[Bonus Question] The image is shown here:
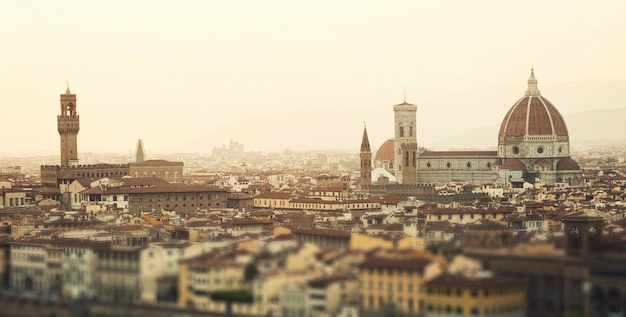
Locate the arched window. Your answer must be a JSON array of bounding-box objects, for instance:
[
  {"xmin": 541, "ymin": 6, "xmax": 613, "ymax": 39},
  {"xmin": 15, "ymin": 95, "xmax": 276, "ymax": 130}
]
[
  {"xmin": 165, "ymin": 172, "xmax": 170, "ymax": 182},
  {"xmin": 399, "ymin": 125, "xmax": 404, "ymax": 137},
  {"xmin": 174, "ymin": 172, "xmax": 179, "ymax": 182},
  {"xmin": 405, "ymin": 151, "xmax": 409, "ymax": 166},
  {"xmin": 413, "ymin": 151, "xmax": 416, "ymax": 167},
  {"xmin": 409, "ymin": 126, "xmax": 413, "ymax": 137}
]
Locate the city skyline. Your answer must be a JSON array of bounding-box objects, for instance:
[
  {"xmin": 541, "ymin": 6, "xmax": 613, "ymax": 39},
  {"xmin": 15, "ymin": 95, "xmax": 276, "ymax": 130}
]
[{"xmin": 2, "ymin": 1, "xmax": 626, "ymax": 156}]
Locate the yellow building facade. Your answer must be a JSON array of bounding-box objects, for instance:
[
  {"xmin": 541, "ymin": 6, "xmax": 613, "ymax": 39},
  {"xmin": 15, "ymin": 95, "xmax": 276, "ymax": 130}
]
[
  {"xmin": 358, "ymin": 253, "xmax": 443, "ymax": 317},
  {"xmin": 424, "ymin": 273, "xmax": 525, "ymax": 317}
]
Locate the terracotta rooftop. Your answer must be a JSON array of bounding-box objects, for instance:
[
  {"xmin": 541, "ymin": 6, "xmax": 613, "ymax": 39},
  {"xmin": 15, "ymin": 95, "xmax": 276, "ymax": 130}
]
[{"xmin": 291, "ymin": 227, "xmax": 351, "ymax": 238}]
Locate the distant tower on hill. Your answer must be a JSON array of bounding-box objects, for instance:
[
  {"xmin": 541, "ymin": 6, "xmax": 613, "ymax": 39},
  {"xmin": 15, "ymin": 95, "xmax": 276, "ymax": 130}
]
[
  {"xmin": 57, "ymin": 82, "xmax": 80, "ymax": 167},
  {"xmin": 135, "ymin": 139, "xmax": 145, "ymax": 163},
  {"xmin": 360, "ymin": 124, "xmax": 372, "ymax": 186}
]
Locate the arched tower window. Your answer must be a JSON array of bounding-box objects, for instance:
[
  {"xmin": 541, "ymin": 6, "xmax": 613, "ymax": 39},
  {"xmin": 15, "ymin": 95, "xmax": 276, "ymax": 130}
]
[
  {"xmin": 569, "ymin": 227, "xmax": 582, "ymax": 252},
  {"xmin": 409, "ymin": 126, "xmax": 413, "ymax": 137},
  {"xmin": 399, "ymin": 125, "xmax": 404, "ymax": 137},
  {"xmin": 413, "ymin": 151, "xmax": 416, "ymax": 167},
  {"xmin": 405, "ymin": 151, "xmax": 409, "ymax": 166}
]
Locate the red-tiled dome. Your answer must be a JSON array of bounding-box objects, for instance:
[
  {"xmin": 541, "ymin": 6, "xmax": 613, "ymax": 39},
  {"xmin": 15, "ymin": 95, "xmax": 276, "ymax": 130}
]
[
  {"xmin": 498, "ymin": 71, "xmax": 568, "ymax": 140},
  {"xmin": 375, "ymin": 139, "xmax": 395, "ymax": 161},
  {"xmin": 556, "ymin": 158, "xmax": 580, "ymax": 171},
  {"xmin": 501, "ymin": 158, "xmax": 526, "ymax": 171}
]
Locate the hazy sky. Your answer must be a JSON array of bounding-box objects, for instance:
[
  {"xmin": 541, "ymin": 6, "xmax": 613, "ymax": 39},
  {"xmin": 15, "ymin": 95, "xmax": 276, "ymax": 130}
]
[{"xmin": 2, "ymin": 1, "xmax": 625, "ymax": 157}]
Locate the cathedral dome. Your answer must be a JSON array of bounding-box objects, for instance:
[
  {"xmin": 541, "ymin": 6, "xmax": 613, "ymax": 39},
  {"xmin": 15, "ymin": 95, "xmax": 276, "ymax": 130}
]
[
  {"xmin": 375, "ymin": 139, "xmax": 395, "ymax": 162},
  {"xmin": 501, "ymin": 158, "xmax": 526, "ymax": 171},
  {"xmin": 498, "ymin": 70, "xmax": 568, "ymax": 142},
  {"xmin": 556, "ymin": 157, "xmax": 580, "ymax": 171}
]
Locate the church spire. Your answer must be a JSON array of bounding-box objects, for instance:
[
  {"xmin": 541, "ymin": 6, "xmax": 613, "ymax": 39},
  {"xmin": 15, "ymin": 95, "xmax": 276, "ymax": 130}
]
[
  {"xmin": 360, "ymin": 123, "xmax": 371, "ymax": 153},
  {"xmin": 525, "ymin": 67, "xmax": 541, "ymax": 97},
  {"xmin": 65, "ymin": 81, "xmax": 71, "ymax": 94},
  {"xmin": 359, "ymin": 122, "xmax": 372, "ymax": 186},
  {"xmin": 135, "ymin": 139, "xmax": 145, "ymax": 163}
]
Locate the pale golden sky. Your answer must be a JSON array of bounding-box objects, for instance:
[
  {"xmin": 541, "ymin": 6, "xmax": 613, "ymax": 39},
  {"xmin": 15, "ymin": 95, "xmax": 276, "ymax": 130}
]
[{"xmin": 2, "ymin": 1, "xmax": 625, "ymax": 156}]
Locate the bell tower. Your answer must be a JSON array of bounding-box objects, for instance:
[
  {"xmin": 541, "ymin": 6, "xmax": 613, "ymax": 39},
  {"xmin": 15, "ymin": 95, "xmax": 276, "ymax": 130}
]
[
  {"xmin": 393, "ymin": 96, "xmax": 417, "ymax": 184},
  {"xmin": 58, "ymin": 83, "xmax": 80, "ymax": 167},
  {"xmin": 360, "ymin": 124, "xmax": 372, "ymax": 186}
]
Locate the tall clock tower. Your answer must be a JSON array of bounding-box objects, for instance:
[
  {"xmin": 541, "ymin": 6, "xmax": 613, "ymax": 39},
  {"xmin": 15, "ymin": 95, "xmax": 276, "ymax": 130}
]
[
  {"xmin": 393, "ymin": 99, "xmax": 417, "ymax": 184},
  {"xmin": 57, "ymin": 83, "xmax": 80, "ymax": 167}
]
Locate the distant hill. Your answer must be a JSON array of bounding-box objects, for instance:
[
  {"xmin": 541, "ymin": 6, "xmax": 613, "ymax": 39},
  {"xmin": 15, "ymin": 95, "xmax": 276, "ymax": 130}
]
[{"xmin": 425, "ymin": 107, "xmax": 626, "ymax": 151}]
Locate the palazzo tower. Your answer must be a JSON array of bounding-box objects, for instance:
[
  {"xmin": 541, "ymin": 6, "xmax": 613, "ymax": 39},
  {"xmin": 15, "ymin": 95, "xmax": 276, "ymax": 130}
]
[{"xmin": 57, "ymin": 83, "xmax": 80, "ymax": 167}]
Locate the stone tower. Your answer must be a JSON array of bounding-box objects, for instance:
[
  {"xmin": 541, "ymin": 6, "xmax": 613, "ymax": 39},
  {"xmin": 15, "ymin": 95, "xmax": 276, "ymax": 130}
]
[
  {"xmin": 135, "ymin": 139, "xmax": 145, "ymax": 163},
  {"xmin": 57, "ymin": 83, "xmax": 80, "ymax": 167},
  {"xmin": 400, "ymin": 142, "xmax": 418, "ymax": 185},
  {"xmin": 562, "ymin": 216, "xmax": 604, "ymax": 257},
  {"xmin": 360, "ymin": 124, "xmax": 372, "ymax": 186},
  {"xmin": 393, "ymin": 98, "xmax": 417, "ymax": 184}
]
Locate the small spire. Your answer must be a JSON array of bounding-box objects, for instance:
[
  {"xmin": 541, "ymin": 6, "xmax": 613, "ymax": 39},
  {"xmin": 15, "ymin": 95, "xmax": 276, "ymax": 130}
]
[
  {"xmin": 525, "ymin": 67, "xmax": 540, "ymax": 97},
  {"xmin": 360, "ymin": 123, "xmax": 371, "ymax": 153},
  {"xmin": 403, "ymin": 88, "xmax": 406, "ymax": 103},
  {"xmin": 65, "ymin": 81, "xmax": 71, "ymax": 94}
]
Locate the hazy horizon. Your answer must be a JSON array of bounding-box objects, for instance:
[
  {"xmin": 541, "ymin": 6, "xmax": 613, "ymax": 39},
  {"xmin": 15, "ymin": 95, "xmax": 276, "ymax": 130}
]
[{"xmin": 3, "ymin": 1, "xmax": 626, "ymax": 157}]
